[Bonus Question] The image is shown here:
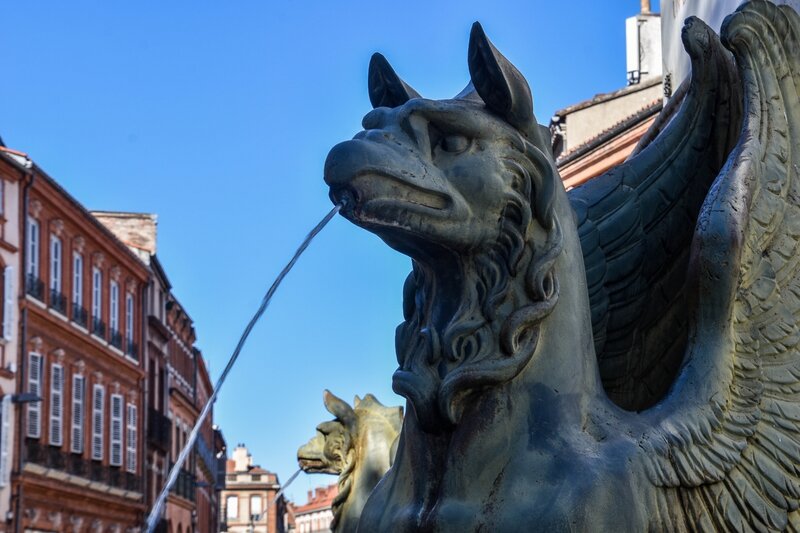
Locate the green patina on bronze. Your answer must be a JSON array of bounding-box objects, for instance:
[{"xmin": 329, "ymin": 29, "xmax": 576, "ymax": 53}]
[
  {"xmin": 297, "ymin": 391, "xmax": 402, "ymax": 532},
  {"xmin": 323, "ymin": 1, "xmax": 800, "ymax": 530}
]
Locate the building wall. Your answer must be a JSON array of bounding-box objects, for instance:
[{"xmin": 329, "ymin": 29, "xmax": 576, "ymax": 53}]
[
  {"xmin": 14, "ymin": 166, "xmax": 149, "ymax": 532},
  {"xmin": 562, "ymin": 82, "xmax": 662, "ymax": 153},
  {"xmin": 220, "ymin": 446, "xmax": 285, "ymax": 533},
  {"xmin": 0, "ymin": 151, "xmax": 24, "ymax": 526}
]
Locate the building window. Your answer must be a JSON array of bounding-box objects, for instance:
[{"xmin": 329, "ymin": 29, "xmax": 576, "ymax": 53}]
[
  {"xmin": 49, "ymin": 363, "xmax": 64, "ymax": 446},
  {"xmin": 110, "ymin": 281, "xmax": 120, "ymax": 347},
  {"xmin": 126, "ymin": 403, "xmax": 137, "ymax": 473},
  {"xmin": 226, "ymin": 496, "xmax": 239, "ymax": 519},
  {"xmin": 125, "ymin": 293, "xmax": 134, "ymax": 352},
  {"xmin": 71, "ymin": 375, "xmax": 85, "ymax": 454},
  {"xmin": 91, "ymin": 384, "xmax": 104, "ymax": 460},
  {"xmin": 3, "ymin": 265, "xmax": 13, "ymax": 341},
  {"xmin": 251, "ymin": 474, "xmax": 261, "ymax": 481},
  {"xmin": 50, "ymin": 235, "xmax": 62, "ymax": 293},
  {"xmin": 73, "ymin": 253, "xmax": 83, "ymax": 307},
  {"xmin": 92, "ymin": 267, "xmax": 103, "ymax": 336},
  {"xmin": 26, "ymin": 353, "xmax": 43, "ymax": 438},
  {"xmin": 110, "ymin": 394, "xmax": 123, "ymax": 466},
  {"xmin": 26, "ymin": 217, "xmax": 39, "ymax": 280},
  {"xmin": 0, "ymin": 395, "xmax": 11, "ymax": 487},
  {"xmin": 251, "ymin": 495, "xmax": 263, "ymax": 517}
]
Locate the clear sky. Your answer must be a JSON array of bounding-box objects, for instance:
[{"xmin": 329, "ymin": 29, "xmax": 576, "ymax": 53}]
[{"xmin": 0, "ymin": 0, "xmax": 660, "ymax": 504}]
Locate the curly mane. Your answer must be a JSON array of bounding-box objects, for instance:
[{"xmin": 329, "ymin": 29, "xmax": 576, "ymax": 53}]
[{"xmin": 394, "ymin": 132, "xmax": 564, "ymax": 429}]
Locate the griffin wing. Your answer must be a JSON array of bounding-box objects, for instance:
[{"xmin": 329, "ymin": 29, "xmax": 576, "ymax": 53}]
[
  {"xmin": 568, "ymin": 16, "xmax": 742, "ymax": 411},
  {"xmin": 635, "ymin": 2, "xmax": 800, "ymax": 530}
]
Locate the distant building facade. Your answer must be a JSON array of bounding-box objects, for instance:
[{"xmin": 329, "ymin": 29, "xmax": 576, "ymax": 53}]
[
  {"xmin": 293, "ymin": 484, "xmax": 337, "ymax": 533},
  {"xmin": 220, "ymin": 445, "xmax": 286, "ymax": 533},
  {"xmin": 93, "ymin": 211, "xmax": 224, "ymax": 533}
]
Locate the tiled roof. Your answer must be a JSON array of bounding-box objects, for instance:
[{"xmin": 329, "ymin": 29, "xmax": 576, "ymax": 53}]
[{"xmin": 294, "ymin": 484, "xmax": 338, "ymax": 515}]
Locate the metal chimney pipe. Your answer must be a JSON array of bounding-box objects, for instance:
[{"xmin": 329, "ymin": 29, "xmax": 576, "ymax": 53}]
[{"xmin": 641, "ymin": 0, "xmax": 651, "ymax": 14}]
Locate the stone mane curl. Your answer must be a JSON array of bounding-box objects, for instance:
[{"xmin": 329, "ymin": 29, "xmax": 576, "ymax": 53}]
[{"xmin": 395, "ymin": 133, "xmax": 564, "ymax": 430}]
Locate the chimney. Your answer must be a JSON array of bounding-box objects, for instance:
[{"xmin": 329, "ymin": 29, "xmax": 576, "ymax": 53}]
[{"xmin": 640, "ymin": 0, "xmax": 651, "ymax": 14}]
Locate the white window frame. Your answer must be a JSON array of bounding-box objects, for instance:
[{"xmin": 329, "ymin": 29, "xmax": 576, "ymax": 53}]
[
  {"xmin": 49, "ymin": 234, "xmax": 62, "ymax": 293},
  {"xmin": 126, "ymin": 403, "xmax": 137, "ymax": 473},
  {"xmin": 3, "ymin": 265, "xmax": 13, "ymax": 341},
  {"xmin": 110, "ymin": 281, "xmax": 119, "ymax": 335},
  {"xmin": 26, "ymin": 217, "xmax": 39, "ymax": 278},
  {"xmin": 71, "ymin": 374, "xmax": 85, "ymax": 454},
  {"xmin": 72, "ymin": 253, "xmax": 83, "ymax": 308},
  {"xmin": 227, "ymin": 496, "xmax": 239, "ymax": 519},
  {"xmin": 125, "ymin": 293, "xmax": 134, "ymax": 346},
  {"xmin": 49, "ymin": 363, "xmax": 64, "ymax": 446},
  {"xmin": 110, "ymin": 393, "xmax": 123, "ymax": 466},
  {"xmin": 91, "ymin": 384, "xmax": 104, "ymax": 461},
  {"xmin": 251, "ymin": 494, "xmax": 263, "ymax": 516},
  {"xmin": 26, "ymin": 353, "xmax": 43, "ymax": 438},
  {"xmin": 92, "ymin": 267, "xmax": 102, "ymax": 322}
]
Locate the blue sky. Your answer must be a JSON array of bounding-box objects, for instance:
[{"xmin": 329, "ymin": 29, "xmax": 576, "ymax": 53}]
[{"xmin": 0, "ymin": 0, "xmax": 660, "ymax": 504}]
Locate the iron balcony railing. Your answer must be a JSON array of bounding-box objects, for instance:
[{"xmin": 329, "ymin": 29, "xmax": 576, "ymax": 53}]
[
  {"xmin": 26, "ymin": 274, "xmax": 44, "ymax": 301},
  {"xmin": 169, "ymin": 462, "xmax": 196, "ymax": 502},
  {"xmin": 49, "ymin": 288, "xmax": 67, "ymax": 315},
  {"xmin": 72, "ymin": 303, "xmax": 88, "ymax": 328},
  {"xmin": 110, "ymin": 329, "xmax": 122, "ymax": 349},
  {"xmin": 24, "ymin": 439, "xmax": 141, "ymax": 492},
  {"xmin": 126, "ymin": 340, "xmax": 139, "ymax": 360},
  {"xmin": 147, "ymin": 408, "xmax": 171, "ymax": 451},
  {"xmin": 92, "ymin": 317, "xmax": 106, "ymax": 338}
]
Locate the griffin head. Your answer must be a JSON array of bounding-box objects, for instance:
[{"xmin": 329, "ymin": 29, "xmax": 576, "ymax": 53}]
[
  {"xmin": 323, "ymin": 24, "xmax": 565, "ymax": 432},
  {"xmin": 324, "ymin": 23, "xmax": 557, "ymax": 260}
]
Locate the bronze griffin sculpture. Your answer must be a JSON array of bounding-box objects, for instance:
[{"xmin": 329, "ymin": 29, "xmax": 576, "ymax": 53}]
[
  {"xmin": 323, "ymin": 1, "xmax": 800, "ymax": 530},
  {"xmin": 297, "ymin": 391, "xmax": 402, "ymax": 533}
]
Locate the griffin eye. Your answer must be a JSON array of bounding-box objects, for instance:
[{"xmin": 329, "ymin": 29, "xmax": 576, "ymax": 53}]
[{"xmin": 441, "ymin": 135, "xmax": 470, "ymax": 153}]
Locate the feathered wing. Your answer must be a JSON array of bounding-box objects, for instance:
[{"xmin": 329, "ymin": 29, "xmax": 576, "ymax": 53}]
[
  {"xmin": 636, "ymin": 2, "xmax": 800, "ymax": 531},
  {"xmin": 568, "ymin": 16, "xmax": 742, "ymax": 411}
]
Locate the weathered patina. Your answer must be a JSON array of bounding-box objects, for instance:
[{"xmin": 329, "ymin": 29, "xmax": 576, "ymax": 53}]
[
  {"xmin": 297, "ymin": 391, "xmax": 402, "ymax": 532},
  {"xmin": 324, "ymin": 1, "xmax": 800, "ymax": 530}
]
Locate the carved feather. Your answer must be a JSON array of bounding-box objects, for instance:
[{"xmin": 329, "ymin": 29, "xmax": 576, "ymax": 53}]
[{"xmin": 636, "ymin": 2, "xmax": 800, "ymax": 530}]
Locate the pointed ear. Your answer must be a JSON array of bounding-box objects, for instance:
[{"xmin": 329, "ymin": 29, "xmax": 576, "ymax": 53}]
[
  {"xmin": 369, "ymin": 53, "xmax": 421, "ymax": 109},
  {"xmin": 468, "ymin": 22, "xmax": 534, "ymax": 133},
  {"xmin": 353, "ymin": 395, "xmax": 361, "ymax": 408},
  {"xmin": 323, "ymin": 390, "xmax": 355, "ymax": 426}
]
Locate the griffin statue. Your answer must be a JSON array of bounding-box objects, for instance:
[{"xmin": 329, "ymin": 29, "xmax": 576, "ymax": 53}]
[
  {"xmin": 322, "ymin": 0, "xmax": 800, "ymax": 530},
  {"xmin": 297, "ymin": 391, "xmax": 402, "ymax": 533}
]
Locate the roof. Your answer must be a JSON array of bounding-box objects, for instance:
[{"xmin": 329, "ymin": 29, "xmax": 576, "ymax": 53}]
[
  {"xmin": 556, "ymin": 99, "xmax": 663, "ymax": 168},
  {"xmin": 294, "ymin": 484, "xmax": 339, "ymax": 515},
  {"xmin": 552, "ymin": 77, "xmax": 662, "ymax": 118}
]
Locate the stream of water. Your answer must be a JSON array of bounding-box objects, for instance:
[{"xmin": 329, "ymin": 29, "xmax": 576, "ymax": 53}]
[{"xmin": 145, "ymin": 204, "xmax": 342, "ymax": 532}]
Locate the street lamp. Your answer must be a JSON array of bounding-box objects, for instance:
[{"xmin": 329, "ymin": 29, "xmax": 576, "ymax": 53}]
[{"xmin": 10, "ymin": 393, "xmax": 41, "ymax": 404}]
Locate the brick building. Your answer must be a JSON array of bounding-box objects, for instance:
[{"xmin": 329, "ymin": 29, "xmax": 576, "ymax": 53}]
[
  {"xmin": 293, "ymin": 485, "xmax": 337, "ymax": 533},
  {"xmin": 93, "ymin": 212, "xmax": 224, "ymax": 533},
  {"xmin": 13, "ymin": 157, "xmax": 149, "ymax": 532},
  {"xmin": 220, "ymin": 445, "xmax": 286, "ymax": 533}
]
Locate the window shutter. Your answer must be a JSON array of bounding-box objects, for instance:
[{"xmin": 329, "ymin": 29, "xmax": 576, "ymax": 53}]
[
  {"xmin": 110, "ymin": 394, "xmax": 122, "ymax": 466},
  {"xmin": 49, "ymin": 364, "xmax": 63, "ymax": 446},
  {"xmin": 26, "ymin": 353, "xmax": 42, "ymax": 438},
  {"xmin": 126, "ymin": 403, "xmax": 137, "ymax": 473},
  {"xmin": 0, "ymin": 394, "xmax": 11, "ymax": 487},
  {"xmin": 3, "ymin": 266, "xmax": 12, "ymax": 341},
  {"xmin": 91, "ymin": 385, "xmax": 104, "ymax": 460},
  {"xmin": 73, "ymin": 254, "xmax": 83, "ymax": 306},
  {"xmin": 71, "ymin": 375, "xmax": 85, "ymax": 453}
]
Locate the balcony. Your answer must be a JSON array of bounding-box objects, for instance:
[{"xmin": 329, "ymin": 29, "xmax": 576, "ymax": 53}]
[
  {"xmin": 147, "ymin": 408, "xmax": 171, "ymax": 451},
  {"xmin": 92, "ymin": 317, "xmax": 106, "ymax": 338},
  {"xmin": 126, "ymin": 340, "xmax": 139, "ymax": 361},
  {"xmin": 24, "ymin": 439, "xmax": 141, "ymax": 492},
  {"xmin": 72, "ymin": 303, "xmax": 88, "ymax": 328},
  {"xmin": 110, "ymin": 329, "xmax": 122, "ymax": 349},
  {"xmin": 26, "ymin": 274, "xmax": 44, "ymax": 301},
  {"xmin": 170, "ymin": 462, "xmax": 196, "ymax": 502},
  {"xmin": 49, "ymin": 289, "xmax": 67, "ymax": 315}
]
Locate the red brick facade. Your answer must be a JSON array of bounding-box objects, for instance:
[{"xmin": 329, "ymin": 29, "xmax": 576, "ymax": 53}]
[{"xmin": 14, "ymin": 164, "xmax": 149, "ymax": 532}]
